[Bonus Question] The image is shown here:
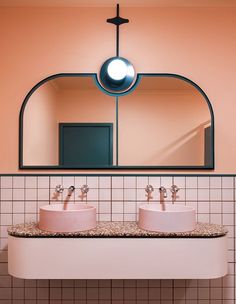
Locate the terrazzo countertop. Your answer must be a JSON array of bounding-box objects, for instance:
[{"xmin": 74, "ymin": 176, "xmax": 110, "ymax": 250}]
[{"xmin": 8, "ymin": 222, "xmax": 227, "ymax": 238}]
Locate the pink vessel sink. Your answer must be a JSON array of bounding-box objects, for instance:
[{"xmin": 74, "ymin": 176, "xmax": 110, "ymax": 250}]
[
  {"xmin": 138, "ymin": 203, "xmax": 196, "ymax": 233},
  {"xmin": 39, "ymin": 204, "xmax": 96, "ymax": 233}
]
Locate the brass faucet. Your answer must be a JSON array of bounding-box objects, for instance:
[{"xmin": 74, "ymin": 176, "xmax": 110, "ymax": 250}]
[
  {"xmin": 159, "ymin": 186, "xmax": 167, "ymax": 211},
  {"xmin": 63, "ymin": 186, "xmax": 75, "ymax": 210},
  {"xmin": 67, "ymin": 186, "xmax": 75, "ymax": 197}
]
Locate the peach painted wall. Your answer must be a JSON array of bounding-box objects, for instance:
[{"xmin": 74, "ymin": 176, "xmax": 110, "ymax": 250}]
[{"xmin": 0, "ymin": 6, "xmax": 235, "ymax": 173}]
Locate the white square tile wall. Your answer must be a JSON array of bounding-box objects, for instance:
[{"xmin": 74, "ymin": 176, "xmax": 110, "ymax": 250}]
[{"xmin": 0, "ymin": 175, "xmax": 235, "ymax": 303}]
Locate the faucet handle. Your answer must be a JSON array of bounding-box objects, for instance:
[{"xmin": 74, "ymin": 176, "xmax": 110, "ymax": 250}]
[
  {"xmin": 170, "ymin": 185, "xmax": 180, "ymax": 202},
  {"xmin": 52, "ymin": 184, "xmax": 64, "ymax": 201},
  {"xmin": 170, "ymin": 185, "xmax": 180, "ymax": 193},
  {"xmin": 145, "ymin": 185, "xmax": 154, "ymax": 202},
  {"xmin": 79, "ymin": 185, "xmax": 89, "ymax": 202},
  {"xmin": 145, "ymin": 185, "xmax": 154, "ymax": 194},
  {"xmin": 81, "ymin": 185, "xmax": 89, "ymax": 194},
  {"xmin": 55, "ymin": 185, "xmax": 64, "ymax": 193}
]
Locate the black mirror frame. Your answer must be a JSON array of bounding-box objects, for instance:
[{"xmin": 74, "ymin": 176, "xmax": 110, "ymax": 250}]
[{"xmin": 19, "ymin": 73, "xmax": 214, "ymax": 170}]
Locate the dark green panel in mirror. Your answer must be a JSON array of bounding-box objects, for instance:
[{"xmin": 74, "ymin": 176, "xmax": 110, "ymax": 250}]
[
  {"xmin": 19, "ymin": 73, "xmax": 214, "ymax": 169},
  {"xmin": 59, "ymin": 123, "xmax": 113, "ymax": 167}
]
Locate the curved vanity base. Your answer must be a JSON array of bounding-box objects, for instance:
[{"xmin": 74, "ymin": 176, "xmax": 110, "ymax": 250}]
[{"xmin": 8, "ymin": 235, "xmax": 227, "ymax": 279}]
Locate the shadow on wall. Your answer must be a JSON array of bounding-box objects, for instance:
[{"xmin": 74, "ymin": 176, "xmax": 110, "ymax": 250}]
[{"xmin": 146, "ymin": 120, "xmax": 211, "ymax": 166}]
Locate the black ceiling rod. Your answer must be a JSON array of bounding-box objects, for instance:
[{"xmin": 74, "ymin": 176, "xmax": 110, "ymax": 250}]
[{"xmin": 107, "ymin": 4, "xmax": 129, "ymax": 57}]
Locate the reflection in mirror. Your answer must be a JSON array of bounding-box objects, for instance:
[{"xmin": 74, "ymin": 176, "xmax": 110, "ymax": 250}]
[
  {"xmin": 118, "ymin": 76, "xmax": 212, "ymax": 166},
  {"xmin": 23, "ymin": 76, "xmax": 116, "ymax": 167},
  {"xmin": 21, "ymin": 74, "xmax": 213, "ymax": 169}
]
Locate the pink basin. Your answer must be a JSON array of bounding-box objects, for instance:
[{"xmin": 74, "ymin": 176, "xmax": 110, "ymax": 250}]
[
  {"xmin": 138, "ymin": 203, "xmax": 196, "ymax": 233},
  {"xmin": 39, "ymin": 204, "xmax": 96, "ymax": 232}
]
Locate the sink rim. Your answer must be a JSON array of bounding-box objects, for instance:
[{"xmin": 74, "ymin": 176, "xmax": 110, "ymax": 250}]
[
  {"xmin": 40, "ymin": 203, "xmax": 95, "ymax": 213},
  {"xmin": 139, "ymin": 203, "xmax": 195, "ymax": 213},
  {"xmin": 138, "ymin": 203, "xmax": 196, "ymax": 233},
  {"xmin": 39, "ymin": 203, "xmax": 97, "ymax": 233}
]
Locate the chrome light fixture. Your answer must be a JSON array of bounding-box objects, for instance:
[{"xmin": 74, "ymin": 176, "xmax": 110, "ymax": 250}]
[
  {"xmin": 99, "ymin": 56, "xmax": 135, "ymax": 93},
  {"xmin": 99, "ymin": 4, "xmax": 136, "ymax": 94}
]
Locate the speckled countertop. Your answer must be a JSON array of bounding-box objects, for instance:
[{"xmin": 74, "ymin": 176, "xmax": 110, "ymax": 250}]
[{"xmin": 8, "ymin": 222, "xmax": 227, "ymax": 238}]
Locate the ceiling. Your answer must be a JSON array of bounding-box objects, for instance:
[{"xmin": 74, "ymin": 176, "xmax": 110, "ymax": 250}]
[
  {"xmin": 138, "ymin": 77, "xmax": 195, "ymax": 91},
  {"xmin": 51, "ymin": 76, "xmax": 195, "ymax": 91},
  {"xmin": 51, "ymin": 77, "xmax": 96, "ymax": 90},
  {"xmin": 0, "ymin": 0, "xmax": 236, "ymax": 7}
]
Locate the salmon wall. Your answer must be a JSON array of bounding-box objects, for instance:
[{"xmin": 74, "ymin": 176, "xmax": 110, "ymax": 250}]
[{"xmin": 0, "ymin": 6, "xmax": 235, "ymax": 173}]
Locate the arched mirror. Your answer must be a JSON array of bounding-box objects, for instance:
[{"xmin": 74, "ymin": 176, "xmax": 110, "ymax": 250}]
[
  {"xmin": 19, "ymin": 73, "xmax": 214, "ymax": 169},
  {"xmin": 21, "ymin": 75, "xmax": 117, "ymax": 168}
]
